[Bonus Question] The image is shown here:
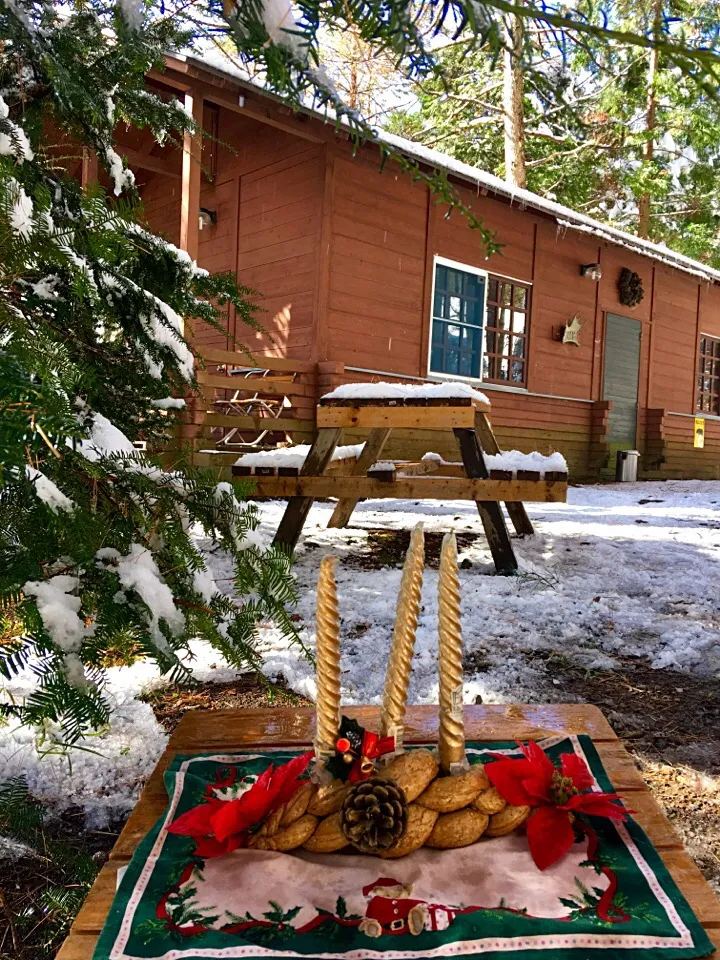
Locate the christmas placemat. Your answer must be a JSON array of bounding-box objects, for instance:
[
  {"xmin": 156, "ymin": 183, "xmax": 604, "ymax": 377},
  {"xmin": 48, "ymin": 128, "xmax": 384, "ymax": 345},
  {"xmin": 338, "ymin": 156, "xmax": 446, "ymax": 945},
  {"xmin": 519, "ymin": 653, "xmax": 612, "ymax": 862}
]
[{"xmin": 94, "ymin": 737, "xmax": 715, "ymax": 960}]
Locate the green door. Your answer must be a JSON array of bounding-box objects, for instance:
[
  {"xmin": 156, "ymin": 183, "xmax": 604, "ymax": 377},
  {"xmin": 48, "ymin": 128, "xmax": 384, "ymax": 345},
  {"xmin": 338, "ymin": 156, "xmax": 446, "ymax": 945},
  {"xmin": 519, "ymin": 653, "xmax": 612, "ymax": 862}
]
[{"xmin": 603, "ymin": 313, "xmax": 641, "ymax": 466}]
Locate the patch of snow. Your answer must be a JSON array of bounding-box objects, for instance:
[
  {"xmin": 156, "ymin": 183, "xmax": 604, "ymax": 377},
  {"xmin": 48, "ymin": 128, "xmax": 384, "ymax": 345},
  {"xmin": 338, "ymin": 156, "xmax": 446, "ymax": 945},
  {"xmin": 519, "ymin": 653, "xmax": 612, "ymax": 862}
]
[
  {"xmin": 484, "ymin": 450, "xmax": 568, "ymax": 475},
  {"xmin": 197, "ymin": 480, "xmax": 720, "ymax": 712},
  {"xmin": 234, "ymin": 443, "xmax": 365, "ymax": 469},
  {"xmin": 30, "ymin": 276, "xmax": 61, "ymax": 299},
  {"xmin": 104, "ymin": 146, "xmax": 135, "ymax": 196},
  {"xmin": 258, "ymin": 0, "xmax": 308, "ymax": 58},
  {"xmin": 141, "ymin": 298, "xmax": 194, "ymax": 381},
  {"xmin": 322, "ymin": 381, "xmax": 490, "ymax": 406},
  {"xmin": 151, "ymin": 397, "xmax": 186, "ymax": 410},
  {"xmin": 22, "ymin": 576, "xmax": 93, "ymax": 654},
  {"xmin": 26, "ymin": 466, "xmax": 75, "ymax": 513},
  {"xmin": 9, "ymin": 182, "xmax": 33, "ymax": 239},
  {"xmin": 0, "ymin": 95, "xmax": 33, "ymax": 161},
  {"xmin": 96, "ymin": 544, "xmax": 185, "ymax": 650},
  {"xmin": 0, "ymin": 836, "xmax": 37, "ymax": 860},
  {"xmin": 192, "ymin": 565, "xmax": 218, "ymax": 604},
  {"xmin": 78, "ymin": 411, "xmax": 136, "ymax": 461}
]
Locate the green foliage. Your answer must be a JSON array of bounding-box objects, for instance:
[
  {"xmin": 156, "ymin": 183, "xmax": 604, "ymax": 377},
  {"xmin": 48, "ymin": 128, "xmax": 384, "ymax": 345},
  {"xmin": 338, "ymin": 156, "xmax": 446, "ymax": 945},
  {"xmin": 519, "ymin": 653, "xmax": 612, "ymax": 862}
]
[
  {"xmin": 0, "ymin": 0, "xmax": 301, "ymax": 741},
  {"xmin": 0, "ymin": 777, "xmax": 100, "ymax": 957}
]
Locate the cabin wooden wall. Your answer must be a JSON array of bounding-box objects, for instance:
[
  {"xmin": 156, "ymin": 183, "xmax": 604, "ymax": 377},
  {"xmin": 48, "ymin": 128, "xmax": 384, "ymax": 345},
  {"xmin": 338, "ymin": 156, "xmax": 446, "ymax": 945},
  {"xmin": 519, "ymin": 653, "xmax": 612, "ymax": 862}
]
[{"xmin": 134, "ymin": 94, "xmax": 720, "ymax": 480}]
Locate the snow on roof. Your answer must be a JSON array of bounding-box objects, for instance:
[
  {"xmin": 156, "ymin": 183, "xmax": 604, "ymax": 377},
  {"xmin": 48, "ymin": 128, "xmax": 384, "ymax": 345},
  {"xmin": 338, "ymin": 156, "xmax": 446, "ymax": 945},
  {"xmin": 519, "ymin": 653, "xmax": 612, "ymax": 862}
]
[
  {"xmin": 176, "ymin": 51, "xmax": 720, "ymax": 286},
  {"xmin": 322, "ymin": 381, "xmax": 491, "ymax": 405}
]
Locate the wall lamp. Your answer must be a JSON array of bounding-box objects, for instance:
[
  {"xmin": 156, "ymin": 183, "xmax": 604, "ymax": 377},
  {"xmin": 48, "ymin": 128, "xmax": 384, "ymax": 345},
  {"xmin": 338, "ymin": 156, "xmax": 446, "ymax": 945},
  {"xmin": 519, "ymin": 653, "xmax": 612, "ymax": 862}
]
[
  {"xmin": 580, "ymin": 262, "xmax": 602, "ymax": 281},
  {"xmin": 199, "ymin": 207, "xmax": 217, "ymax": 230}
]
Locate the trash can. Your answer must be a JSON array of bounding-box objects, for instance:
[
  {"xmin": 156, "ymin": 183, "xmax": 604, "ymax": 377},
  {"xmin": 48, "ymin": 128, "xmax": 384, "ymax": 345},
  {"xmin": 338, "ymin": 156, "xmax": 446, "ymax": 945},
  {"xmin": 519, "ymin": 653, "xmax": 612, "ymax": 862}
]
[{"xmin": 615, "ymin": 450, "xmax": 640, "ymax": 482}]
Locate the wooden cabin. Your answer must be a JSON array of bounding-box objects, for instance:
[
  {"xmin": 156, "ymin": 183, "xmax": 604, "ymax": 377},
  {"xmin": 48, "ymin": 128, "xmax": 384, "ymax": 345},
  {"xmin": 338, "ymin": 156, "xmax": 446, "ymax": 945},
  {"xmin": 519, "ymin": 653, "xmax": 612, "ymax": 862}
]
[{"xmin": 102, "ymin": 54, "xmax": 720, "ymax": 480}]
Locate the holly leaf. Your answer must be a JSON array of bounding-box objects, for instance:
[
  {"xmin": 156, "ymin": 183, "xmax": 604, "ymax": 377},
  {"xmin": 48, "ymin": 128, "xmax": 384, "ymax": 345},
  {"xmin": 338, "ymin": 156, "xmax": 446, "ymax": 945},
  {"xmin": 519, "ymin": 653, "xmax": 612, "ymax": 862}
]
[{"xmin": 336, "ymin": 896, "xmax": 347, "ymax": 918}]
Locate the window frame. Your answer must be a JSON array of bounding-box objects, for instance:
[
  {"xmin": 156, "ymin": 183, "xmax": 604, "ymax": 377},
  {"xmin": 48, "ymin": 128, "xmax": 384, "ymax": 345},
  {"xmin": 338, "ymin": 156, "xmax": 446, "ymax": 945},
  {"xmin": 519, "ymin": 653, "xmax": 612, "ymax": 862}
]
[
  {"xmin": 696, "ymin": 333, "xmax": 720, "ymax": 416},
  {"xmin": 427, "ymin": 256, "xmax": 531, "ymax": 387},
  {"xmin": 428, "ymin": 256, "xmax": 489, "ymax": 381},
  {"xmin": 483, "ymin": 275, "xmax": 531, "ymax": 387}
]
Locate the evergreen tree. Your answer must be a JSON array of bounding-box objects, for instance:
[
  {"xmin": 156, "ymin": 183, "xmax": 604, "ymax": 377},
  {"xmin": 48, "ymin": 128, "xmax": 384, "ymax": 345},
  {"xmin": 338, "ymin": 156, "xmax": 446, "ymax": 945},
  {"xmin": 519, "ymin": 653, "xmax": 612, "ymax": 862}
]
[
  {"xmin": 0, "ymin": 0, "xmax": 300, "ymax": 741},
  {"xmin": 385, "ymin": 0, "xmax": 720, "ymax": 264}
]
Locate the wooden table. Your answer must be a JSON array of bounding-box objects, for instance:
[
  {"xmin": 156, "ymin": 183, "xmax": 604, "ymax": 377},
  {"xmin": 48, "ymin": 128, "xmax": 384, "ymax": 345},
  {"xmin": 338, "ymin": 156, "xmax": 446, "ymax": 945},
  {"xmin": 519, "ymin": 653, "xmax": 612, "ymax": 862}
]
[{"xmin": 57, "ymin": 706, "xmax": 720, "ymax": 958}]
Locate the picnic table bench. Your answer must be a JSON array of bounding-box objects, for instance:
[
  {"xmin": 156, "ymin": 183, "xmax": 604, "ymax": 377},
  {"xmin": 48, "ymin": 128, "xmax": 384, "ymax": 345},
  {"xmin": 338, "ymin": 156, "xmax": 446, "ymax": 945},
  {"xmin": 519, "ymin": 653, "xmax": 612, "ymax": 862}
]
[{"xmin": 58, "ymin": 705, "xmax": 720, "ymax": 959}]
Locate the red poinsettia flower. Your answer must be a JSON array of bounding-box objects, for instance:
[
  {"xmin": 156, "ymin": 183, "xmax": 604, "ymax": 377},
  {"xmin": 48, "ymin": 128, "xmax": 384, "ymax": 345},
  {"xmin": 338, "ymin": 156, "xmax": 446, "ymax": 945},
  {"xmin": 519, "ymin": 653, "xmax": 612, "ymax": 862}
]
[
  {"xmin": 167, "ymin": 751, "xmax": 313, "ymax": 858},
  {"xmin": 486, "ymin": 742, "xmax": 629, "ymax": 871}
]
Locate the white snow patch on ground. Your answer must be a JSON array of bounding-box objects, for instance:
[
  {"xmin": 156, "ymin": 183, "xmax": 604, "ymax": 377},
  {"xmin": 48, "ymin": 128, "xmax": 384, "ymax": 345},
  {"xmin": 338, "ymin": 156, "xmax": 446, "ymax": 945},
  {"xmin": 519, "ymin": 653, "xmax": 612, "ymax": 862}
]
[
  {"xmin": 3, "ymin": 480, "xmax": 719, "ymax": 826},
  {"xmin": 200, "ymin": 480, "xmax": 720, "ymax": 709}
]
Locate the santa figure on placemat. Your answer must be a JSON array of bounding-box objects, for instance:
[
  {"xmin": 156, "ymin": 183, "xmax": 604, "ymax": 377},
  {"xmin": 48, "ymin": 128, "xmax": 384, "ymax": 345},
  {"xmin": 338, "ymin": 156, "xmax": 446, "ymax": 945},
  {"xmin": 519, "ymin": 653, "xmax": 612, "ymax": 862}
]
[{"xmin": 358, "ymin": 877, "xmax": 459, "ymax": 938}]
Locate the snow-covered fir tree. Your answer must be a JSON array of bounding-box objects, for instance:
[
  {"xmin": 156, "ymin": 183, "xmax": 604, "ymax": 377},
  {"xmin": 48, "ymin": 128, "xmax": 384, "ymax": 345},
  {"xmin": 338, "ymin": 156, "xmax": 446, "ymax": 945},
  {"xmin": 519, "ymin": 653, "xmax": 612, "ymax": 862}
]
[{"xmin": 0, "ymin": 0, "xmax": 301, "ymax": 740}]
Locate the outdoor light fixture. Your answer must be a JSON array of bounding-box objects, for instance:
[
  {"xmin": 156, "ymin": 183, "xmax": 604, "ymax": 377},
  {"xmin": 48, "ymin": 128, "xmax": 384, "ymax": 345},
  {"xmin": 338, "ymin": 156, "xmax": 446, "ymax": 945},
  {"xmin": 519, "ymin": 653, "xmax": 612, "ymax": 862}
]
[
  {"xmin": 198, "ymin": 207, "xmax": 217, "ymax": 230},
  {"xmin": 580, "ymin": 262, "xmax": 602, "ymax": 281}
]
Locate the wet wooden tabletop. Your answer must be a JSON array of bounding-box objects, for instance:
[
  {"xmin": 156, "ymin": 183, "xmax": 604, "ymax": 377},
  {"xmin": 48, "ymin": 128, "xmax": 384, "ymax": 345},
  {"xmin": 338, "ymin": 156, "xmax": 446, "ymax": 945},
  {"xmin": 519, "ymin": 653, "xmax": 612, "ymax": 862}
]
[{"xmin": 56, "ymin": 705, "xmax": 720, "ymax": 958}]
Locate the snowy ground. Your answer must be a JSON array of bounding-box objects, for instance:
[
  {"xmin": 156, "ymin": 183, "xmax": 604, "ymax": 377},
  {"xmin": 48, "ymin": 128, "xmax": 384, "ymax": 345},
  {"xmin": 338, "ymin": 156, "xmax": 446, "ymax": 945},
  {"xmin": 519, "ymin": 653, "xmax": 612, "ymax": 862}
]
[
  {"xmin": 2, "ymin": 480, "xmax": 720, "ymax": 829},
  {"xmin": 237, "ymin": 480, "xmax": 720, "ymax": 704}
]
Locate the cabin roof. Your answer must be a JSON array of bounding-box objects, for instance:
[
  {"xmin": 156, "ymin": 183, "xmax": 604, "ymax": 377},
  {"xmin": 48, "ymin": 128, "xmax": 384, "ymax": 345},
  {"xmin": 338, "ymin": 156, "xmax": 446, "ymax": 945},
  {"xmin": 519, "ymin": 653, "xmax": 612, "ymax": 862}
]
[{"xmin": 176, "ymin": 52, "xmax": 720, "ymax": 286}]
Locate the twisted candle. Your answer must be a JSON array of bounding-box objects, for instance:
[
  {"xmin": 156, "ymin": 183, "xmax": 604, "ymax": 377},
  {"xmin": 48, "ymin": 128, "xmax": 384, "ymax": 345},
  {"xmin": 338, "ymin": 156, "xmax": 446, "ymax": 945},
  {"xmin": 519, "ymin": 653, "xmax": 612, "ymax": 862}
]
[
  {"xmin": 437, "ymin": 532, "xmax": 468, "ymax": 774},
  {"xmin": 379, "ymin": 523, "xmax": 425, "ymax": 752},
  {"xmin": 314, "ymin": 555, "xmax": 341, "ymax": 763}
]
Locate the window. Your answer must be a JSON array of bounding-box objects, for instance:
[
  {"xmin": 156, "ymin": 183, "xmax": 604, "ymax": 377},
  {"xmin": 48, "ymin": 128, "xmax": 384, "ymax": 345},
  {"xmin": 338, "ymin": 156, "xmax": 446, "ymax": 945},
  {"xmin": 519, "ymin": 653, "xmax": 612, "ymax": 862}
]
[
  {"xmin": 483, "ymin": 277, "xmax": 530, "ymax": 385},
  {"xmin": 430, "ymin": 261, "xmax": 486, "ymax": 378},
  {"xmin": 429, "ymin": 259, "xmax": 531, "ymax": 385},
  {"xmin": 697, "ymin": 335, "xmax": 720, "ymax": 415}
]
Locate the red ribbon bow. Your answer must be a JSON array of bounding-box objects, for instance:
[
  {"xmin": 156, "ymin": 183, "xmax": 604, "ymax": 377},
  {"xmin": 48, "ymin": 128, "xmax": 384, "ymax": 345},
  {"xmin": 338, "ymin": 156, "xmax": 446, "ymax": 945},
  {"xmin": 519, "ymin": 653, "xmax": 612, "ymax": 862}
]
[{"xmin": 348, "ymin": 731, "xmax": 396, "ymax": 782}]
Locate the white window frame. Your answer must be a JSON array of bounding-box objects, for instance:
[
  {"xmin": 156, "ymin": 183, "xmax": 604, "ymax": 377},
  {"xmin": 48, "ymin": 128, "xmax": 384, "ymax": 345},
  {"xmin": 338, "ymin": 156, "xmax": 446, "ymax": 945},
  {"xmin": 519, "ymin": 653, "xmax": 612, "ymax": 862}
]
[{"xmin": 427, "ymin": 256, "xmax": 489, "ymax": 382}]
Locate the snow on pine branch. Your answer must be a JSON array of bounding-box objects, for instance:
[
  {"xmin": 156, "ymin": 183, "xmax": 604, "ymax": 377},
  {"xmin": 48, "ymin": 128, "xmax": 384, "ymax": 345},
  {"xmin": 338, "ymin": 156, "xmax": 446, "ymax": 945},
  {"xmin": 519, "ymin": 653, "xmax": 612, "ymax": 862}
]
[
  {"xmin": 0, "ymin": 95, "xmax": 33, "ymax": 161},
  {"xmin": 23, "ymin": 572, "xmax": 96, "ymax": 687},
  {"xmin": 96, "ymin": 544, "xmax": 185, "ymax": 652},
  {"xmin": 25, "ymin": 466, "xmax": 75, "ymax": 513},
  {"xmin": 322, "ymin": 381, "xmax": 491, "ymax": 405}
]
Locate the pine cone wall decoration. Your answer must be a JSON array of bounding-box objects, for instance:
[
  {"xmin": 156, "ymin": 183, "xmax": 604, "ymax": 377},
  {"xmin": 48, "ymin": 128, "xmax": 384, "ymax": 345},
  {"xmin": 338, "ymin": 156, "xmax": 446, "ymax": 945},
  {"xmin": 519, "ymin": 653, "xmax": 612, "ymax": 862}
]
[{"xmin": 340, "ymin": 777, "xmax": 407, "ymax": 853}]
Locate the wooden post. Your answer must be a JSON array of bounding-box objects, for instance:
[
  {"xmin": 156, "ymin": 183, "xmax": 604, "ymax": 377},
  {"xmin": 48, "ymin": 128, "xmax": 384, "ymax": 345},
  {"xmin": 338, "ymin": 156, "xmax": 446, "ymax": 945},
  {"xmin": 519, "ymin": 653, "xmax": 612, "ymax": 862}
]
[
  {"xmin": 178, "ymin": 90, "xmax": 203, "ymax": 461},
  {"xmin": 81, "ymin": 148, "xmax": 98, "ymax": 189},
  {"xmin": 180, "ymin": 90, "xmax": 203, "ymax": 262},
  {"xmin": 474, "ymin": 411, "xmax": 534, "ymax": 537},
  {"xmin": 273, "ymin": 427, "xmax": 342, "ymax": 551},
  {"xmin": 327, "ymin": 427, "xmax": 391, "ymax": 528},
  {"xmin": 453, "ymin": 428, "xmax": 518, "ymax": 575}
]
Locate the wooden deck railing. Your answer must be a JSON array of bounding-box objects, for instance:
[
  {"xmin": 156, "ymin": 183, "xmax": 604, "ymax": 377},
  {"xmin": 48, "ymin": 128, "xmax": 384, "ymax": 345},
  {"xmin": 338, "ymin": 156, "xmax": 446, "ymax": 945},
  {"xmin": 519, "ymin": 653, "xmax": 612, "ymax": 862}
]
[{"xmin": 177, "ymin": 349, "xmax": 324, "ymax": 468}]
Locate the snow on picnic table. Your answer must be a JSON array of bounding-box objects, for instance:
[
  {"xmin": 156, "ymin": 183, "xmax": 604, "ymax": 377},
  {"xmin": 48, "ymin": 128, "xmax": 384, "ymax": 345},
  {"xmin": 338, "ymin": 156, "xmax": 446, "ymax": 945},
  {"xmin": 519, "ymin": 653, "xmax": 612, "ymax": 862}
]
[
  {"xmin": 234, "ymin": 442, "xmax": 364, "ymax": 469},
  {"xmin": 1, "ymin": 480, "xmax": 719, "ymax": 828},
  {"xmin": 321, "ymin": 381, "xmax": 491, "ymax": 405}
]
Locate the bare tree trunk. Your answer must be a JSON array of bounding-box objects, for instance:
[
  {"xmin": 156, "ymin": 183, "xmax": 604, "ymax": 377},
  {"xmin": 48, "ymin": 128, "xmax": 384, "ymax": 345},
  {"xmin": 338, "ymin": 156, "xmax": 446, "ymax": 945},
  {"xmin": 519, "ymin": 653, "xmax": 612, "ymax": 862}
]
[
  {"xmin": 503, "ymin": 9, "xmax": 526, "ymax": 189},
  {"xmin": 638, "ymin": 0, "xmax": 662, "ymax": 238}
]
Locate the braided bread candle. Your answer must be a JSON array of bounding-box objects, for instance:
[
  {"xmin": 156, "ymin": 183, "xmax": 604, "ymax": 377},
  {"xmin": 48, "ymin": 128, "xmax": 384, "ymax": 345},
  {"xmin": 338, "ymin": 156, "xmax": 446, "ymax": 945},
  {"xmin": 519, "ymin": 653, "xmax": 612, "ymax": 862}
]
[
  {"xmin": 314, "ymin": 556, "xmax": 341, "ymax": 765},
  {"xmin": 379, "ymin": 523, "xmax": 425, "ymax": 753},
  {"xmin": 437, "ymin": 532, "xmax": 468, "ymax": 774}
]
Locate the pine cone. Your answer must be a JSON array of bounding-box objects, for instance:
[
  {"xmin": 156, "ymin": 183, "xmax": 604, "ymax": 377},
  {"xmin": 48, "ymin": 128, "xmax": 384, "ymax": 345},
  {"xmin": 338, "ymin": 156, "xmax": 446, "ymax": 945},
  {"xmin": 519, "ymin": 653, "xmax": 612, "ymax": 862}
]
[{"xmin": 340, "ymin": 776, "xmax": 407, "ymax": 853}]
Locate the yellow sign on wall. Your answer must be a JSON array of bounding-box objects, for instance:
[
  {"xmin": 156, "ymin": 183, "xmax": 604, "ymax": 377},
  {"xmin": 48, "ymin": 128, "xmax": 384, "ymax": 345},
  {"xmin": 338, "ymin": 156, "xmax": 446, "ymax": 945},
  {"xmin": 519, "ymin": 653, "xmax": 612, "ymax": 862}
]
[{"xmin": 694, "ymin": 417, "xmax": 705, "ymax": 449}]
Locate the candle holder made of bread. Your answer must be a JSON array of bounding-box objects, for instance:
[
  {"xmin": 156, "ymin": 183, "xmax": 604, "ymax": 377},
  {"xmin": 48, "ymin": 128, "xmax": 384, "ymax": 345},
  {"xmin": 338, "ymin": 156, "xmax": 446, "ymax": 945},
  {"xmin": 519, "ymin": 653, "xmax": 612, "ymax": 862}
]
[{"xmin": 248, "ymin": 525, "xmax": 531, "ymax": 858}]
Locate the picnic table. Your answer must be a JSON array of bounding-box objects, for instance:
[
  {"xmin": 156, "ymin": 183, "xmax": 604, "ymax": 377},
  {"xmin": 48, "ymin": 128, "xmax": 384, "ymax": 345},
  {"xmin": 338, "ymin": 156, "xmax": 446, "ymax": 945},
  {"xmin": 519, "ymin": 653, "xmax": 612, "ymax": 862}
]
[
  {"xmin": 57, "ymin": 705, "xmax": 720, "ymax": 959},
  {"xmin": 232, "ymin": 391, "xmax": 569, "ymax": 575}
]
